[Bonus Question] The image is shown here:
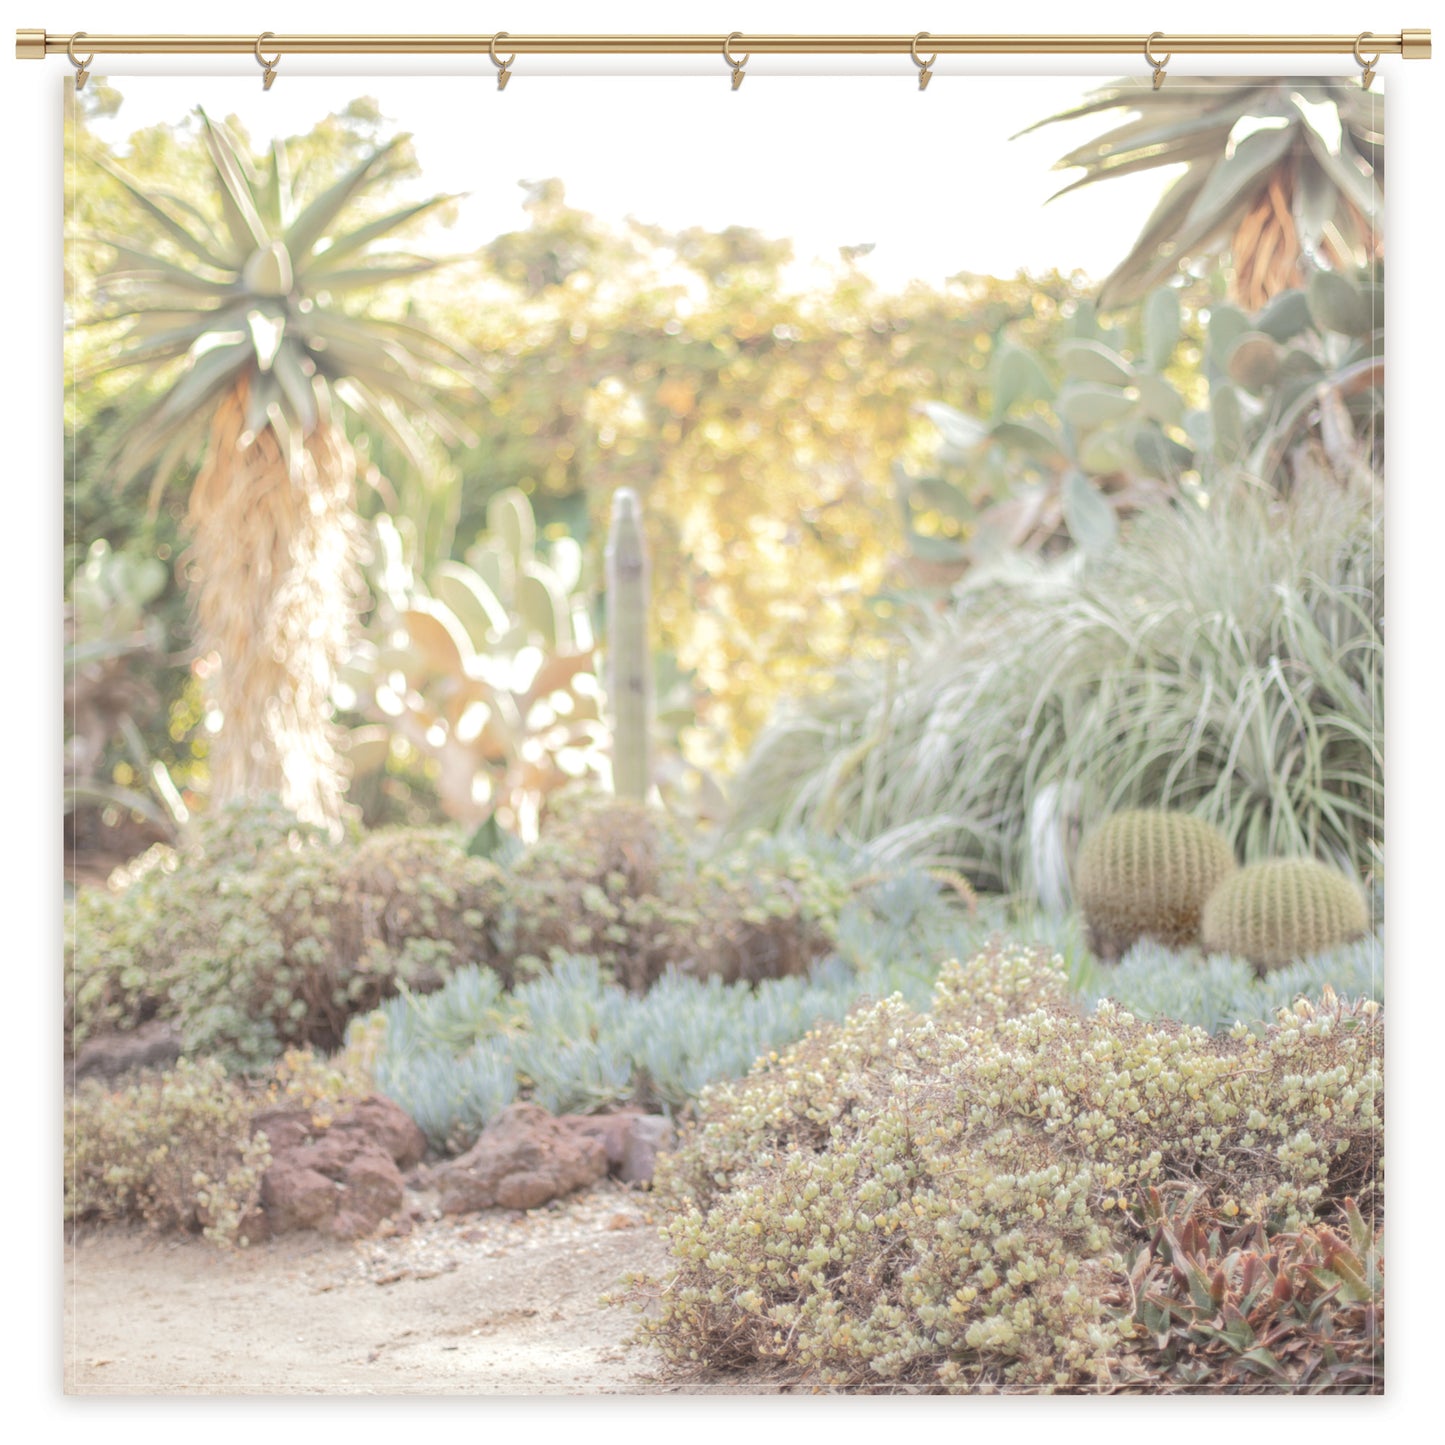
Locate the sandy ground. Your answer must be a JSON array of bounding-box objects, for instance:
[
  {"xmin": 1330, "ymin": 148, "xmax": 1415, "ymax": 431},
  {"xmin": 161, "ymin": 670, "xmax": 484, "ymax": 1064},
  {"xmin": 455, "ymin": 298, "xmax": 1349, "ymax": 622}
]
[{"xmin": 63, "ymin": 1178, "xmax": 781, "ymax": 1396}]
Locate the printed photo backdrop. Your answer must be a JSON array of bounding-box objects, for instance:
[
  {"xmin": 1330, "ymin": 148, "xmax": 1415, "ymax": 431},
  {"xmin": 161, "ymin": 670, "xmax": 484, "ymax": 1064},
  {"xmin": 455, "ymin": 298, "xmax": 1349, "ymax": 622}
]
[{"xmin": 64, "ymin": 74, "xmax": 1383, "ymax": 1395}]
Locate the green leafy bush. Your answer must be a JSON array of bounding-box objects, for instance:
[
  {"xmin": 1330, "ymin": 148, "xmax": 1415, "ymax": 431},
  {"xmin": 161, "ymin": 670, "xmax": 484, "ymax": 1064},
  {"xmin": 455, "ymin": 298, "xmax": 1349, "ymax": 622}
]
[
  {"xmin": 67, "ymin": 798, "xmax": 504, "ymax": 1069},
  {"xmin": 65, "ymin": 1057, "xmax": 272, "ymax": 1248},
  {"xmin": 501, "ymin": 797, "xmax": 859, "ymax": 991},
  {"xmin": 732, "ymin": 479, "xmax": 1381, "ymax": 893},
  {"xmin": 622, "ymin": 943, "xmax": 1381, "ymax": 1392}
]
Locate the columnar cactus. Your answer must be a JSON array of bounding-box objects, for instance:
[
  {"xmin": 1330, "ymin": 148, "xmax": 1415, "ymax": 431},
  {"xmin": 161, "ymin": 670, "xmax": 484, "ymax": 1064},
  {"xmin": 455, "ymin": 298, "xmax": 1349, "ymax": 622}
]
[
  {"xmin": 1074, "ymin": 809, "xmax": 1236, "ymax": 959},
  {"xmin": 1201, "ymin": 858, "xmax": 1370, "ymax": 971},
  {"xmin": 606, "ymin": 488, "xmax": 652, "ymax": 800}
]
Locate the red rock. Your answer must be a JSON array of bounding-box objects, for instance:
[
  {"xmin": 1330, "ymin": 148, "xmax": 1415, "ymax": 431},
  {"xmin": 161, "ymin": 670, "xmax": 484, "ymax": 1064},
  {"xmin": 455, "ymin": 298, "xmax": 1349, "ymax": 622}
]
[
  {"xmin": 252, "ymin": 1094, "xmax": 424, "ymax": 1239},
  {"xmin": 432, "ymin": 1103, "xmax": 607, "ymax": 1215}
]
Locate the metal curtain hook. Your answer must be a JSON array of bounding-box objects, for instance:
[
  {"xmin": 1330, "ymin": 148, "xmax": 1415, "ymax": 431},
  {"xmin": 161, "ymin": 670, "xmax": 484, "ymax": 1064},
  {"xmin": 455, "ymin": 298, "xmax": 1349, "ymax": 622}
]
[
  {"xmin": 723, "ymin": 32, "xmax": 750, "ymax": 90},
  {"xmin": 255, "ymin": 32, "xmax": 280, "ymax": 90},
  {"xmin": 490, "ymin": 32, "xmax": 516, "ymax": 90},
  {"xmin": 911, "ymin": 33, "xmax": 937, "ymax": 91},
  {"xmin": 67, "ymin": 32, "xmax": 93, "ymax": 91},
  {"xmin": 1145, "ymin": 31, "xmax": 1171, "ymax": 90},
  {"xmin": 1355, "ymin": 32, "xmax": 1380, "ymax": 89}
]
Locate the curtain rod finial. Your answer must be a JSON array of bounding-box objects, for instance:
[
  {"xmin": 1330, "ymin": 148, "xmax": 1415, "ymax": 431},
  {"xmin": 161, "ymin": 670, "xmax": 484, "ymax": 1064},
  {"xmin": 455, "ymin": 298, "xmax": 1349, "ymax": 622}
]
[
  {"xmin": 1402, "ymin": 28, "xmax": 1431, "ymax": 58},
  {"xmin": 16, "ymin": 29, "xmax": 47, "ymax": 60}
]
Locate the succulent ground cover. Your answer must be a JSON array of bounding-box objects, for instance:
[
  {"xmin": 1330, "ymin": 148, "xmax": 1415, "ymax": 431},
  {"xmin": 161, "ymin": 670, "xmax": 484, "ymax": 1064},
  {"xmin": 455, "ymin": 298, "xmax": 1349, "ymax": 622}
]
[{"xmin": 619, "ymin": 944, "xmax": 1382, "ymax": 1393}]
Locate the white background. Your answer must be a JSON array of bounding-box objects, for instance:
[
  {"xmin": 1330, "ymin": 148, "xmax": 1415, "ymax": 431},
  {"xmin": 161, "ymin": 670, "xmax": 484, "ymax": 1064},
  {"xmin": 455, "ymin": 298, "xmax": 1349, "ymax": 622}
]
[{"xmin": 11, "ymin": 0, "xmax": 1441, "ymax": 1436}]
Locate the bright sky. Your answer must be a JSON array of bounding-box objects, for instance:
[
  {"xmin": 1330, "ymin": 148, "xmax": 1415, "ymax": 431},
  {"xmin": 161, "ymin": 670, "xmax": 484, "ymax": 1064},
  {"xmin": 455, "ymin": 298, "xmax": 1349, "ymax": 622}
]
[{"xmin": 88, "ymin": 75, "xmax": 1184, "ymax": 291}]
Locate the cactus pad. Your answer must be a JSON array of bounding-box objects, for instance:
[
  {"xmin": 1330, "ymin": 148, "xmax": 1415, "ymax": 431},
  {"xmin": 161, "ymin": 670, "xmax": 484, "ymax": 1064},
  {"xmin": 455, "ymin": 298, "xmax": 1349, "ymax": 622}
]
[
  {"xmin": 1074, "ymin": 809, "xmax": 1236, "ymax": 959},
  {"xmin": 1201, "ymin": 858, "xmax": 1370, "ymax": 971}
]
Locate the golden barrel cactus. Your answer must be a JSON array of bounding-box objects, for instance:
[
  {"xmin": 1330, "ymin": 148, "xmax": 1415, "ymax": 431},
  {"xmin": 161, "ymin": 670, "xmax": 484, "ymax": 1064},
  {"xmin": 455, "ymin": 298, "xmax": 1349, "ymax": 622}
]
[
  {"xmin": 1074, "ymin": 810, "xmax": 1236, "ymax": 959},
  {"xmin": 1201, "ymin": 858, "xmax": 1370, "ymax": 971}
]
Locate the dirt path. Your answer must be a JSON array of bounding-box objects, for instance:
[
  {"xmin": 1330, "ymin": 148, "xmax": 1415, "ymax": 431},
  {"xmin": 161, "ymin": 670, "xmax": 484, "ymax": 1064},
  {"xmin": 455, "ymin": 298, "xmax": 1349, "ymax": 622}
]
[{"xmin": 64, "ymin": 1179, "xmax": 770, "ymax": 1396}]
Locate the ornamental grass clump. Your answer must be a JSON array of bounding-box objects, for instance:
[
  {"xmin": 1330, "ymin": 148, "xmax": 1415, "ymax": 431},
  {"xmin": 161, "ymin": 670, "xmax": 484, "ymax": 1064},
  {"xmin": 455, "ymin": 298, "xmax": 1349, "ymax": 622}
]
[
  {"xmin": 730, "ymin": 480, "xmax": 1382, "ymax": 891},
  {"xmin": 626, "ymin": 943, "xmax": 1382, "ymax": 1392}
]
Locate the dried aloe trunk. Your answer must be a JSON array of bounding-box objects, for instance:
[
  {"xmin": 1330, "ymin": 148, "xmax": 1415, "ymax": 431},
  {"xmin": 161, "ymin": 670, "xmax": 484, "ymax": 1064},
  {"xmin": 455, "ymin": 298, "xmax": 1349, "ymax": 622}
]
[{"xmin": 605, "ymin": 489, "xmax": 652, "ymax": 800}]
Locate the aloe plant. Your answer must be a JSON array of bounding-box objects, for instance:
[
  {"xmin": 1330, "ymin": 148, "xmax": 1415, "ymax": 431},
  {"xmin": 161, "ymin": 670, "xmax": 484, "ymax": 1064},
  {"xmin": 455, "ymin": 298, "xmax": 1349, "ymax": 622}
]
[
  {"xmin": 77, "ymin": 110, "xmax": 472, "ymax": 826},
  {"xmin": 1020, "ymin": 78, "xmax": 1384, "ymax": 311}
]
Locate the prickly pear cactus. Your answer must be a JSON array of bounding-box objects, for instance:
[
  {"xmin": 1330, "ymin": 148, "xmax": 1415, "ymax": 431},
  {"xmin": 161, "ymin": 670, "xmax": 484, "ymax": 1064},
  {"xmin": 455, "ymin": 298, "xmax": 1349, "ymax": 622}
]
[
  {"xmin": 1201, "ymin": 858, "xmax": 1370, "ymax": 972},
  {"xmin": 1074, "ymin": 809, "xmax": 1236, "ymax": 959},
  {"xmin": 605, "ymin": 488, "xmax": 652, "ymax": 800}
]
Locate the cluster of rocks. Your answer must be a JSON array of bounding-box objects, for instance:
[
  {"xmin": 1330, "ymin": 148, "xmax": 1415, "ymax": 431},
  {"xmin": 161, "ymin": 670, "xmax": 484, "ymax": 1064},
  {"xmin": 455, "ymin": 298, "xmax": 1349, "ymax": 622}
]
[
  {"xmin": 254, "ymin": 1099, "xmax": 675, "ymax": 1240},
  {"xmin": 71, "ymin": 1025, "xmax": 676, "ymax": 1243}
]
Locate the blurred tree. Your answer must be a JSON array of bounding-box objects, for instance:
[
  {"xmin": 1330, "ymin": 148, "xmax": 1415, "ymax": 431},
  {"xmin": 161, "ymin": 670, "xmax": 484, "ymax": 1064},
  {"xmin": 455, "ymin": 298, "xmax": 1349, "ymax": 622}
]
[
  {"xmin": 432, "ymin": 182, "xmax": 1084, "ymax": 760},
  {"xmin": 1023, "ymin": 79, "xmax": 1383, "ymax": 310},
  {"xmin": 72, "ymin": 99, "xmax": 474, "ymax": 826}
]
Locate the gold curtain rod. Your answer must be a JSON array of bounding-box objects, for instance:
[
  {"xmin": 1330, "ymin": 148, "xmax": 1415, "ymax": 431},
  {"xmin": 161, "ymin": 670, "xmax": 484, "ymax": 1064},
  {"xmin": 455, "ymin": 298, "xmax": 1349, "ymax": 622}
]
[{"xmin": 13, "ymin": 29, "xmax": 1435, "ymax": 60}]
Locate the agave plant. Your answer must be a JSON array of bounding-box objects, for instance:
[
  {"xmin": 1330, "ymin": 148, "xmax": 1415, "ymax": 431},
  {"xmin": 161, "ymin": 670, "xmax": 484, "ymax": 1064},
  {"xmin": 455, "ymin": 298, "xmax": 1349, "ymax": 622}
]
[
  {"xmin": 79, "ymin": 110, "xmax": 473, "ymax": 826},
  {"xmin": 1022, "ymin": 78, "xmax": 1384, "ymax": 310}
]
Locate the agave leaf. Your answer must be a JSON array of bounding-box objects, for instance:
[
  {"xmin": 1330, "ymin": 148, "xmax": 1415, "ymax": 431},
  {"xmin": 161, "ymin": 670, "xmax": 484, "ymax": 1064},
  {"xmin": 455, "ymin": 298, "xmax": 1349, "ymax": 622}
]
[
  {"xmin": 307, "ymin": 194, "xmax": 463, "ymax": 276},
  {"xmin": 150, "ymin": 336, "xmax": 252, "ymax": 429},
  {"xmin": 1143, "ymin": 288, "xmax": 1182, "ymax": 371},
  {"xmin": 1179, "ymin": 123, "xmax": 1295, "ymax": 235},
  {"xmin": 285, "ymin": 136, "xmax": 406, "ymax": 263},
  {"xmin": 1045, "ymin": 131, "xmax": 1223, "ymax": 204},
  {"xmin": 1061, "ymin": 468, "xmax": 1118, "ymax": 557},
  {"xmin": 924, "ymin": 401, "xmax": 990, "ymax": 454},
  {"xmin": 432, "ymin": 561, "xmax": 511, "ymax": 649},
  {"xmin": 1059, "ymin": 383, "xmax": 1137, "ymax": 429},
  {"xmin": 270, "ymin": 342, "xmax": 319, "ymax": 434},
  {"xmin": 310, "ymin": 259, "xmax": 444, "ymax": 296},
  {"xmin": 1298, "ymin": 123, "xmax": 1382, "ymax": 220},
  {"xmin": 1058, "ymin": 339, "xmax": 1134, "ymax": 386},
  {"xmin": 195, "ymin": 110, "xmax": 270, "ymax": 261},
  {"xmin": 91, "ymin": 158, "xmax": 234, "ymax": 269}
]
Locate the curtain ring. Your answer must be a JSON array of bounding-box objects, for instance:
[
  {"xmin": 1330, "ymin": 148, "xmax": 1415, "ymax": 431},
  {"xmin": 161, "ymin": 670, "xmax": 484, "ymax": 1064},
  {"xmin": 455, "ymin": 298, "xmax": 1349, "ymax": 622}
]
[
  {"xmin": 1145, "ymin": 32, "xmax": 1171, "ymax": 90},
  {"xmin": 255, "ymin": 32, "xmax": 280, "ymax": 90},
  {"xmin": 1354, "ymin": 32, "xmax": 1380, "ymax": 89},
  {"xmin": 911, "ymin": 33, "xmax": 937, "ymax": 91},
  {"xmin": 67, "ymin": 32, "xmax": 93, "ymax": 91},
  {"xmin": 723, "ymin": 32, "xmax": 750, "ymax": 90},
  {"xmin": 490, "ymin": 32, "xmax": 516, "ymax": 90}
]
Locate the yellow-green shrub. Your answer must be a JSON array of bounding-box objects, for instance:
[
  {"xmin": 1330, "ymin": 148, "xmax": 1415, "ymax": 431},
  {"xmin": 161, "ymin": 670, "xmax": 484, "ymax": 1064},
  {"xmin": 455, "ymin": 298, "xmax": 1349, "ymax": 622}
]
[
  {"xmin": 65, "ymin": 1057, "xmax": 272, "ymax": 1248},
  {"xmin": 626, "ymin": 944, "xmax": 1382, "ymax": 1392}
]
